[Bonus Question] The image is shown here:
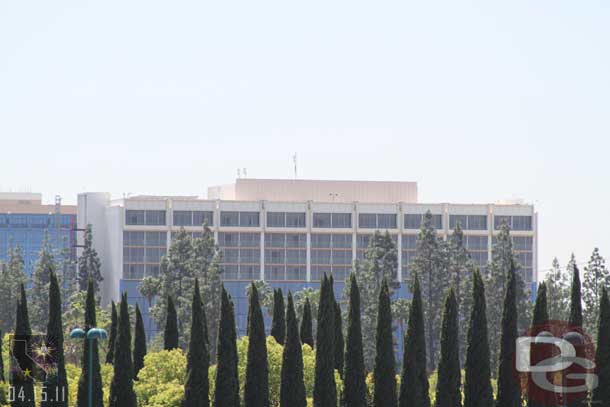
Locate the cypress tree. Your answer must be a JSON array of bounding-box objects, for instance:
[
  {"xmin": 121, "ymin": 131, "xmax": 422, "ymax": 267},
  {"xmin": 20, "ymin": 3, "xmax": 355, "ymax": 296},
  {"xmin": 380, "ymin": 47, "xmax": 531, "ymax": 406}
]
[
  {"xmin": 270, "ymin": 288, "xmax": 286, "ymax": 345},
  {"xmin": 569, "ymin": 265, "xmax": 583, "ymax": 327},
  {"xmin": 313, "ymin": 275, "xmax": 336, "ymax": 407},
  {"xmin": 164, "ymin": 295, "xmax": 179, "ymax": 350},
  {"xmin": 592, "ymin": 286, "xmax": 610, "ymax": 407},
  {"xmin": 106, "ymin": 301, "xmax": 118, "ymax": 364},
  {"xmin": 399, "ymin": 274, "xmax": 429, "ymax": 407},
  {"xmin": 183, "ymin": 279, "xmax": 209, "ymax": 407},
  {"xmin": 433, "ymin": 288, "xmax": 459, "ymax": 407},
  {"xmin": 109, "ymin": 292, "xmax": 137, "ymax": 407},
  {"xmin": 496, "ymin": 262, "xmax": 520, "ymax": 407},
  {"xmin": 244, "ymin": 283, "xmax": 269, "ymax": 407},
  {"xmin": 300, "ymin": 297, "xmax": 314, "ymax": 348},
  {"xmin": 76, "ymin": 280, "xmax": 104, "ymax": 407},
  {"xmin": 133, "ymin": 303, "xmax": 147, "ymax": 379},
  {"xmin": 42, "ymin": 272, "xmax": 68, "ymax": 407},
  {"xmin": 334, "ymin": 300, "xmax": 344, "ymax": 377},
  {"xmin": 343, "ymin": 274, "xmax": 367, "ymax": 407},
  {"xmin": 280, "ymin": 292, "xmax": 307, "ymax": 407},
  {"xmin": 463, "ymin": 270, "xmax": 493, "ymax": 407},
  {"xmin": 0, "ymin": 329, "xmax": 4, "ymax": 383},
  {"xmin": 214, "ymin": 286, "xmax": 239, "ymax": 407},
  {"xmin": 11, "ymin": 284, "xmax": 35, "ymax": 407},
  {"xmin": 528, "ymin": 282, "xmax": 551, "ymax": 407},
  {"xmin": 374, "ymin": 279, "xmax": 397, "ymax": 407}
]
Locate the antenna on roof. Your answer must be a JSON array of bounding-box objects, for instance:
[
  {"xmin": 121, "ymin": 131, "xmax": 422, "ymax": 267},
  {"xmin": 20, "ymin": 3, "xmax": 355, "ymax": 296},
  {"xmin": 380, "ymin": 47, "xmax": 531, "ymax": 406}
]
[
  {"xmin": 243, "ymin": 168, "xmax": 247, "ymax": 178},
  {"xmin": 293, "ymin": 153, "xmax": 298, "ymax": 179},
  {"xmin": 237, "ymin": 168, "xmax": 241, "ymax": 179}
]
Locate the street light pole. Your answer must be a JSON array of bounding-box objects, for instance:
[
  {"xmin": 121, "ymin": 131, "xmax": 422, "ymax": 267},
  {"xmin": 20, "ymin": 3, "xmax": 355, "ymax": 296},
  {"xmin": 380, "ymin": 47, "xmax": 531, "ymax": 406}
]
[{"xmin": 70, "ymin": 327, "xmax": 108, "ymax": 407}]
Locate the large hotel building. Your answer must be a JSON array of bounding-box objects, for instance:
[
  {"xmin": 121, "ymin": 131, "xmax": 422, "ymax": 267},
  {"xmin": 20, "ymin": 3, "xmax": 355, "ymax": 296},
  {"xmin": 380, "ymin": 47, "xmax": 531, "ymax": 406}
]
[{"xmin": 77, "ymin": 179, "xmax": 538, "ymax": 339}]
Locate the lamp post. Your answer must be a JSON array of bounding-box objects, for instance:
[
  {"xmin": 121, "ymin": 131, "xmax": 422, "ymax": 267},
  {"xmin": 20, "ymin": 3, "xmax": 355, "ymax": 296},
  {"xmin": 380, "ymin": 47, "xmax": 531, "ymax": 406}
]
[{"xmin": 70, "ymin": 328, "xmax": 108, "ymax": 407}]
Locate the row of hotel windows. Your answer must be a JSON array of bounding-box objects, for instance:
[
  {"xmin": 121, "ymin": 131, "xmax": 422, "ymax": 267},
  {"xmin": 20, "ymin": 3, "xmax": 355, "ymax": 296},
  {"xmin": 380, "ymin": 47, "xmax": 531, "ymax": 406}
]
[
  {"xmin": 122, "ymin": 230, "xmax": 534, "ymax": 283},
  {"xmin": 0, "ymin": 214, "xmax": 74, "ymax": 229},
  {"xmin": 125, "ymin": 210, "xmax": 533, "ymax": 231}
]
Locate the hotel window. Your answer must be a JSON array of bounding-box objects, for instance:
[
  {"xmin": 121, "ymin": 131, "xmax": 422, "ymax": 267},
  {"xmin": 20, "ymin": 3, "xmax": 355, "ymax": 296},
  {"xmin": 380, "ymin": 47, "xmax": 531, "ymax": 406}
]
[
  {"xmin": 173, "ymin": 211, "xmax": 192, "ymax": 226},
  {"xmin": 512, "ymin": 216, "xmax": 532, "ymax": 231},
  {"xmin": 313, "ymin": 213, "xmax": 331, "ymax": 228},
  {"xmin": 404, "ymin": 213, "xmax": 442, "ymax": 230},
  {"xmin": 449, "ymin": 215, "xmax": 467, "ymax": 229},
  {"xmin": 494, "ymin": 216, "xmax": 512, "ymax": 230},
  {"xmin": 174, "ymin": 210, "xmax": 213, "ymax": 226},
  {"xmin": 0, "ymin": 215, "xmax": 8, "ymax": 228},
  {"xmin": 239, "ymin": 212, "xmax": 260, "ymax": 227},
  {"xmin": 377, "ymin": 214, "xmax": 397, "ymax": 229},
  {"xmin": 331, "ymin": 213, "xmax": 352, "ymax": 228},
  {"xmin": 123, "ymin": 231, "xmax": 166, "ymax": 280},
  {"xmin": 267, "ymin": 212, "xmax": 285, "ymax": 227},
  {"xmin": 264, "ymin": 232, "xmax": 306, "ymax": 281},
  {"xmin": 358, "ymin": 214, "xmax": 377, "ymax": 228},
  {"xmin": 513, "ymin": 236, "xmax": 533, "ymax": 251},
  {"xmin": 310, "ymin": 233, "xmax": 352, "ymax": 281},
  {"xmin": 401, "ymin": 234, "xmax": 418, "ymax": 281},
  {"xmin": 126, "ymin": 210, "xmax": 145, "ymax": 225},
  {"xmin": 220, "ymin": 211, "xmax": 239, "ymax": 226},
  {"xmin": 468, "ymin": 215, "xmax": 487, "ymax": 230},
  {"xmin": 218, "ymin": 232, "xmax": 261, "ymax": 280},
  {"xmin": 286, "ymin": 212, "xmax": 306, "ymax": 227},
  {"xmin": 145, "ymin": 210, "xmax": 166, "ymax": 225}
]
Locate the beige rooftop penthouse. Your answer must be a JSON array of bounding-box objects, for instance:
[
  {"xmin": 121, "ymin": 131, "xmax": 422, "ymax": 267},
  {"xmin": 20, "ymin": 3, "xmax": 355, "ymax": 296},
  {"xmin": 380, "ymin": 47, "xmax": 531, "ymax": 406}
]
[{"xmin": 207, "ymin": 178, "xmax": 418, "ymax": 203}]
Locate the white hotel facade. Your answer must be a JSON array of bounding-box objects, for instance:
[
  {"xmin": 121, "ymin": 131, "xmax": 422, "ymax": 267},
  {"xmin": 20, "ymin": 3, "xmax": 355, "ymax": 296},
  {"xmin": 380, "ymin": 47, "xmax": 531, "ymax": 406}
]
[{"xmin": 77, "ymin": 179, "xmax": 537, "ymax": 338}]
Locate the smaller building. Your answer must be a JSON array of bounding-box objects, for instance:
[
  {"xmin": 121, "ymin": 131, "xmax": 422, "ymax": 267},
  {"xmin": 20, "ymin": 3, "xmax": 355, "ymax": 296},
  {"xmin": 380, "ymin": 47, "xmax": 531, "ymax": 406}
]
[{"xmin": 0, "ymin": 193, "xmax": 76, "ymax": 279}]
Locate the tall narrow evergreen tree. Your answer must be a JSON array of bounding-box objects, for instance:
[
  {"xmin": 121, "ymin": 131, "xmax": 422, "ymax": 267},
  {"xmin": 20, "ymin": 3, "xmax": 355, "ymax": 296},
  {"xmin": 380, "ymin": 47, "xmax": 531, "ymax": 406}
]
[
  {"xmin": 399, "ymin": 275, "xmax": 429, "ymax": 407},
  {"xmin": 214, "ymin": 286, "xmax": 239, "ymax": 407},
  {"xmin": 77, "ymin": 225, "xmax": 103, "ymax": 294},
  {"xmin": 280, "ymin": 292, "xmax": 306, "ymax": 407},
  {"xmin": 11, "ymin": 284, "xmax": 35, "ymax": 407},
  {"xmin": 343, "ymin": 274, "xmax": 366, "ymax": 407},
  {"xmin": 591, "ymin": 286, "xmax": 610, "ymax": 407},
  {"xmin": 0, "ymin": 330, "xmax": 4, "ymax": 383},
  {"xmin": 106, "ymin": 301, "xmax": 118, "ymax": 364},
  {"xmin": 496, "ymin": 262, "xmax": 520, "ymax": 407},
  {"xmin": 528, "ymin": 282, "xmax": 550, "ymax": 407},
  {"xmin": 109, "ymin": 292, "xmax": 137, "ymax": 407},
  {"xmin": 42, "ymin": 272, "xmax": 68, "ymax": 407},
  {"xmin": 164, "ymin": 295, "xmax": 179, "ymax": 350},
  {"xmin": 76, "ymin": 280, "xmax": 104, "ymax": 407},
  {"xmin": 183, "ymin": 279, "xmax": 209, "ymax": 407},
  {"xmin": 433, "ymin": 289, "xmax": 460, "ymax": 407},
  {"xmin": 373, "ymin": 279, "xmax": 397, "ymax": 407},
  {"xmin": 569, "ymin": 265, "xmax": 583, "ymax": 327},
  {"xmin": 300, "ymin": 297, "xmax": 314, "ymax": 348},
  {"xmin": 30, "ymin": 232, "xmax": 55, "ymax": 331},
  {"xmin": 463, "ymin": 271, "xmax": 493, "ymax": 407},
  {"xmin": 313, "ymin": 275, "xmax": 336, "ymax": 407},
  {"xmin": 244, "ymin": 283, "xmax": 269, "ymax": 407},
  {"xmin": 133, "ymin": 304, "xmax": 147, "ymax": 379},
  {"xmin": 270, "ymin": 288, "xmax": 286, "ymax": 345},
  {"xmin": 334, "ymin": 300, "xmax": 344, "ymax": 377}
]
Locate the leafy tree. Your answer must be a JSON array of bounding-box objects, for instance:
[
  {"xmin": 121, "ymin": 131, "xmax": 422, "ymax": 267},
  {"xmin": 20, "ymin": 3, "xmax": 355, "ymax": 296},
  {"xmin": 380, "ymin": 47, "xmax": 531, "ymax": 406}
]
[
  {"xmin": 300, "ymin": 297, "xmax": 314, "ymax": 348},
  {"xmin": 343, "ymin": 274, "xmax": 366, "ymax": 407},
  {"xmin": 391, "ymin": 298, "xmax": 410, "ymax": 338},
  {"xmin": 433, "ymin": 289, "xmax": 460, "ymax": 407},
  {"xmin": 495, "ymin": 261, "xmax": 520, "ymax": 407},
  {"xmin": 569, "ymin": 264, "xmax": 583, "ymax": 327},
  {"xmin": 77, "ymin": 225, "xmax": 103, "ymax": 296},
  {"xmin": 105, "ymin": 301, "xmax": 117, "ymax": 364},
  {"xmin": 355, "ymin": 230, "xmax": 398, "ymax": 371},
  {"xmin": 76, "ymin": 280, "xmax": 104, "ymax": 407},
  {"xmin": 109, "ymin": 292, "xmax": 137, "ymax": 407},
  {"xmin": 486, "ymin": 221, "xmax": 530, "ymax": 374},
  {"xmin": 448, "ymin": 223, "xmax": 475, "ymax": 360},
  {"xmin": 280, "ymin": 292, "xmax": 306, "ymax": 407},
  {"xmin": 463, "ymin": 271, "xmax": 493, "ymax": 407},
  {"xmin": 591, "ymin": 287, "xmax": 610, "ymax": 407},
  {"xmin": 214, "ymin": 286, "xmax": 239, "ymax": 407},
  {"xmin": 30, "ymin": 231, "xmax": 56, "ymax": 331},
  {"xmin": 333, "ymin": 299, "xmax": 344, "ymax": 377},
  {"xmin": 411, "ymin": 211, "xmax": 450, "ymax": 370},
  {"xmin": 0, "ymin": 245, "xmax": 26, "ymax": 333},
  {"xmin": 134, "ymin": 349, "xmax": 186, "ymax": 407},
  {"xmin": 399, "ymin": 274, "xmax": 429, "ymax": 407},
  {"xmin": 183, "ymin": 280, "xmax": 209, "ymax": 407},
  {"xmin": 294, "ymin": 288, "xmax": 319, "ymax": 325},
  {"xmin": 313, "ymin": 275, "xmax": 336, "ymax": 407},
  {"xmin": 270, "ymin": 289, "xmax": 286, "ymax": 345},
  {"xmin": 11, "ymin": 284, "xmax": 35, "ymax": 407},
  {"xmin": 133, "ymin": 304, "xmax": 147, "ymax": 379},
  {"xmin": 373, "ymin": 279, "xmax": 396, "ymax": 407},
  {"xmin": 583, "ymin": 248, "xmax": 609, "ymax": 338},
  {"xmin": 244, "ymin": 283, "xmax": 269, "ymax": 407},
  {"xmin": 0, "ymin": 330, "xmax": 4, "ymax": 383},
  {"xmin": 42, "ymin": 271, "xmax": 69, "ymax": 407},
  {"xmin": 164, "ymin": 295, "xmax": 179, "ymax": 351},
  {"xmin": 545, "ymin": 257, "xmax": 569, "ymax": 321}
]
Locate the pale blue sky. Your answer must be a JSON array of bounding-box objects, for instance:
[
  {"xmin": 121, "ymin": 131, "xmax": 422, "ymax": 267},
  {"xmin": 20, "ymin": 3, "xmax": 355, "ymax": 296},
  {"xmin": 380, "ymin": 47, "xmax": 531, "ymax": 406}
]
[{"xmin": 1, "ymin": 1, "xmax": 609, "ymax": 278}]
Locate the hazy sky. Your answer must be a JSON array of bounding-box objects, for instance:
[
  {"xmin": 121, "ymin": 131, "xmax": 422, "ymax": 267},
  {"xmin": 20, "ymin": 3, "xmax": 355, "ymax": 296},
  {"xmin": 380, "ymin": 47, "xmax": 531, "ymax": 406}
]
[{"xmin": 1, "ymin": 1, "xmax": 609, "ymax": 279}]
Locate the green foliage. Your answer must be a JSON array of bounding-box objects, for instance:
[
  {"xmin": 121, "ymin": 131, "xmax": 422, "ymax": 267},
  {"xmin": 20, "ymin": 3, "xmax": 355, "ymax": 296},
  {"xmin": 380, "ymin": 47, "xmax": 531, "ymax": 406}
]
[
  {"xmin": 343, "ymin": 274, "xmax": 366, "ymax": 407},
  {"xmin": 30, "ymin": 231, "xmax": 56, "ymax": 332},
  {"xmin": 545, "ymin": 257, "xmax": 569, "ymax": 321},
  {"xmin": 463, "ymin": 271, "xmax": 493, "ymax": 407},
  {"xmin": 373, "ymin": 280, "xmax": 396, "ymax": 407},
  {"xmin": 109, "ymin": 292, "xmax": 137, "ymax": 407},
  {"xmin": 495, "ymin": 262, "xmax": 520, "ymax": 407},
  {"xmin": 313, "ymin": 275, "xmax": 336, "ymax": 407},
  {"xmin": 106, "ymin": 302, "xmax": 117, "ymax": 365},
  {"xmin": 399, "ymin": 275, "xmax": 429, "ymax": 407},
  {"xmin": 133, "ymin": 304, "xmax": 147, "ymax": 380},
  {"xmin": 77, "ymin": 225, "xmax": 103, "ymax": 296},
  {"xmin": 244, "ymin": 283, "xmax": 269, "ymax": 407},
  {"xmin": 281, "ymin": 293, "xmax": 306, "ymax": 407},
  {"xmin": 164, "ymin": 296, "xmax": 179, "ymax": 351},
  {"xmin": 528, "ymin": 282, "xmax": 549, "ymax": 407},
  {"xmin": 333, "ymin": 299, "xmax": 343, "ymax": 377},
  {"xmin": 583, "ymin": 247, "xmax": 609, "ymax": 338},
  {"xmin": 183, "ymin": 280, "xmax": 209, "ymax": 407},
  {"xmin": 434, "ymin": 289, "xmax": 460, "ymax": 407},
  {"xmin": 214, "ymin": 287, "xmax": 239, "ymax": 407},
  {"xmin": 11, "ymin": 284, "xmax": 35, "ymax": 407},
  {"xmin": 0, "ymin": 246, "xmax": 26, "ymax": 333},
  {"xmin": 134, "ymin": 349, "xmax": 186, "ymax": 407},
  {"xmin": 569, "ymin": 264, "xmax": 583, "ymax": 327},
  {"xmin": 591, "ymin": 287, "xmax": 610, "ymax": 407},
  {"xmin": 270, "ymin": 289, "xmax": 286, "ymax": 345},
  {"xmin": 299, "ymin": 298, "xmax": 314, "ymax": 348}
]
